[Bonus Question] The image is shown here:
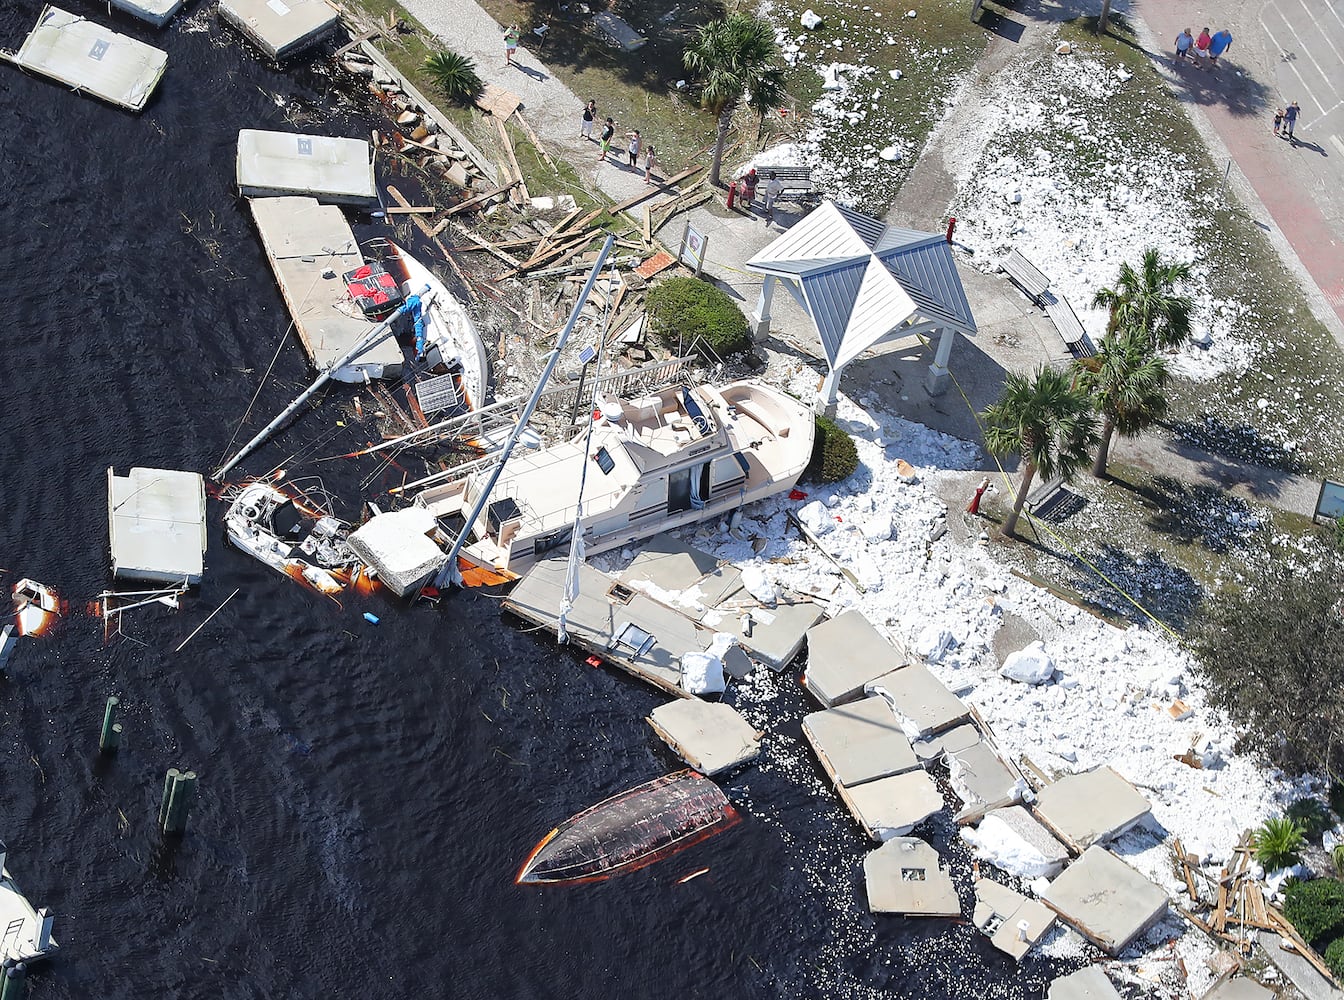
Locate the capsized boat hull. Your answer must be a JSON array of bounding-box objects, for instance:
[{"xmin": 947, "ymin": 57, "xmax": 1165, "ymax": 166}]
[
  {"xmin": 516, "ymin": 769, "xmax": 739, "ymax": 886},
  {"xmin": 391, "ymin": 243, "xmax": 489, "ymax": 410}
]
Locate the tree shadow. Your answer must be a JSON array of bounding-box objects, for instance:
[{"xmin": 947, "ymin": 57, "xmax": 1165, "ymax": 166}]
[
  {"xmin": 1164, "ymin": 414, "xmax": 1308, "ymax": 476},
  {"xmin": 974, "ymin": 9, "xmax": 1027, "ymax": 44},
  {"xmin": 1157, "ymin": 53, "xmax": 1274, "ymax": 120},
  {"xmin": 1063, "ymin": 543, "xmax": 1202, "ymax": 630},
  {"xmin": 1106, "ymin": 473, "xmax": 1264, "ymax": 554}
]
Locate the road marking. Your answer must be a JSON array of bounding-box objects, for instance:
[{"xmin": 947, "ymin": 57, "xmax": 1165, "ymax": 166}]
[
  {"xmin": 1332, "ymin": 134, "xmax": 1344, "ymax": 158},
  {"xmin": 1260, "ymin": 10, "xmax": 1331, "ymax": 116},
  {"xmin": 1324, "ymin": 0, "xmax": 1344, "ymax": 31},
  {"xmin": 1293, "ymin": 0, "xmax": 1344, "ymax": 70},
  {"xmin": 1268, "ymin": 4, "xmax": 1339, "ymax": 110}
]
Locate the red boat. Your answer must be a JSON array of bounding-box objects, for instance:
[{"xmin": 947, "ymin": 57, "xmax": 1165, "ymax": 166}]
[{"xmin": 516, "ymin": 770, "xmax": 739, "ymax": 886}]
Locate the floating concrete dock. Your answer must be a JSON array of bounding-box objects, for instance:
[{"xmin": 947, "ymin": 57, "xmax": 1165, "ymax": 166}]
[
  {"xmin": 1033, "ymin": 766, "xmax": 1152, "ymax": 852},
  {"xmin": 647, "ymin": 700, "xmax": 761, "ymax": 776},
  {"xmin": 504, "ymin": 557, "xmax": 711, "ymax": 698},
  {"xmin": 347, "ymin": 508, "xmax": 444, "ymax": 597},
  {"xmin": 864, "ymin": 838, "xmax": 959, "ymax": 916},
  {"xmin": 3, "ymin": 6, "xmax": 167, "ymax": 112},
  {"xmin": 0, "ymin": 843, "xmax": 57, "ymax": 964},
  {"xmin": 1042, "ymin": 846, "xmax": 1169, "ymax": 955},
  {"xmin": 236, "ymin": 130, "xmax": 378, "ymax": 206},
  {"xmin": 1199, "ymin": 978, "xmax": 1277, "ymax": 1000},
  {"xmin": 947, "ymin": 740, "xmax": 1026, "ymax": 824},
  {"xmin": 108, "ymin": 467, "xmax": 207, "ymax": 584},
  {"xmin": 803, "ymin": 610, "xmax": 907, "ymax": 708},
  {"xmin": 866, "ymin": 664, "xmax": 971, "ymax": 739},
  {"xmin": 1047, "ymin": 967, "xmax": 1123, "ymax": 1000},
  {"xmin": 972, "ymin": 877, "xmax": 1056, "ymax": 960},
  {"xmin": 108, "ymin": 0, "xmax": 183, "ymax": 27},
  {"xmin": 843, "ymin": 769, "xmax": 944, "ymax": 842},
  {"xmin": 803, "ymin": 697, "xmax": 920, "ymax": 787},
  {"xmin": 248, "ymin": 196, "xmax": 403, "ymax": 382},
  {"xmin": 218, "ymin": 0, "xmax": 339, "ymax": 59}
]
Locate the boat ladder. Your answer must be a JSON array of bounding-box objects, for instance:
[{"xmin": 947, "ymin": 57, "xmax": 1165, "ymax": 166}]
[{"xmin": 2, "ymin": 917, "xmax": 25, "ymax": 958}]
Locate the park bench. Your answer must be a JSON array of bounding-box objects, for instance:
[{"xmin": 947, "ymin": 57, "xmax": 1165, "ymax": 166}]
[
  {"xmin": 1042, "ymin": 290, "xmax": 1092, "ymax": 355},
  {"xmin": 1000, "ymin": 249, "xmax": 1051, "ymax": 306},
  {"xmin": 755, "ymin": 165, "xmax": 820, "ymax": 206},
  {"xmin": 1024, "ymin": 473, "xmax": 1067, "ymax": 514}
]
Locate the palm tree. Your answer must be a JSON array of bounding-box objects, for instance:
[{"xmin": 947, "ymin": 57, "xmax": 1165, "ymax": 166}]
[
  {"xmin": 1076, "ymin": 333, "xmax": 1171, "ymax": 478},
  {"xmin": 1092, "ymin": 248, "xmax": 1194, "ymax": 351},
  {"xmin": 682, "ymin": 13, "xmax": 786, "ymax": 187},
  {"xmin": 747, "ymin": 66, "xmax": 787, "ymax": 143},
  {"xmin": 424, "ymin": 51, "xmax": 483, "ymax": 106},
  {"xmin": 982, "ymin": 365, "xmax": 1099, "ymax": 538}
]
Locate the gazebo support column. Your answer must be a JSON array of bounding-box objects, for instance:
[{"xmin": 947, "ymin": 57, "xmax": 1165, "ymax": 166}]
[
  {"xmin": 924, "ymin": 326, "xmax": 954, "ymax": 396},
  {"xmin": 750, "ymin": 275, "xmax": 776, "ymax": 342},
  {"xmin": 816, "ymin": 367, "xmax": 840, "ymax": 418}
]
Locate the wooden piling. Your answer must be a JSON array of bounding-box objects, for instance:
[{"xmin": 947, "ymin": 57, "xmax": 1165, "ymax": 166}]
[
  {"xmin": 99, "ymin": 696, "xmax": 121, "ymax": 753},
  {"xmin": 163, "ymin": 770, "xmax": 198, "ymax": 835},
  {"xmin": 158, "ymin": 768, "xmax": 181, "ymax": 830}
]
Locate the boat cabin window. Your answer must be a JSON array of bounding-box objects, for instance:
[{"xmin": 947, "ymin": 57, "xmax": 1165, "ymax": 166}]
[{"xmin": 593, "ymin": 446, "xmax": 616, "ymax": 475}]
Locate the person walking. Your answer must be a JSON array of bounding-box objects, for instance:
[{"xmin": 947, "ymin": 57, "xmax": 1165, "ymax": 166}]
[
  {"xmin": 1193, "ymin": 27, "xmax": 1212, "ymax": 68},
  {"xmin": 643, "ymin": 144, "xmax": 657, "ymax": 185},
  {"xmin": 597, "ymin": 117, "xmax": 615, "ymax": 161},
  {"xmin": 1283, "ymin": 101, "xmax": 1300, "ymax": 140},
  {"xmin": 624, "ymin": 129, "xmax": 642, "ymax": 168},
  {"xmin": 1273, "ymin": 107, "xmax": 1284, "ymax": 136},
  {"xmin": 1209, "ymin": 28, "xmax": 1233, "ymax": 66},
  {"xmin": 762, "ymin": 171, "xmax": 783, "ymax": 225},
  {"xmin": 580, "ymin": 100, "xmax": 597, "ymax": 141},
  {"xmin": 1174, "ymin": 28, "xmax": 1194, "ymax": 62},
  {"xmin": 503, "ymin": 24, "xmax": 521, "ymax": 66}
]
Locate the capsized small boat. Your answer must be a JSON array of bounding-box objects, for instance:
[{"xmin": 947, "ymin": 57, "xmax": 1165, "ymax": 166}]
[
  {"xmin": 12, "ymin": 579, "xmax": 60, "ymax": 637},
  {"xmin": 223, "ymin": 481, "xmax": 363, "ymax": 595},
  {"xmin": 389, "ymin": 242, "xmax": 489, "ymax": 411},
  {"xmin": 516, "ymin": 769, "xmax": 739, "ymax": 886}
]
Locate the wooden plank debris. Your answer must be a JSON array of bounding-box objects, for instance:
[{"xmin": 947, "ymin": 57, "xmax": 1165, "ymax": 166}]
[
  {"xmin": 511, "ymin": 110, "xmax": 558, "ymax": 174},
  {"xmin": 335, "ymin": 27, "xmax": 382, "ymax": 59},
  {"xmin": 1173, "ymin": 839, "xmax": 1199, "ymax": 904},
  {"xmin": 387, "ymin": 205, "xmax": 436, "ymax": 215},
  {"xmin": 494, "ymin": 117, "xmax": 530, "ymax": 205},
  {"xmin": 447, "ymin": 221, "xmax": 521, "ymax": 268},
  {"xmin": 430, "ymin": 181, "xmax": 521, "ymax": 232},
  {"xmin": 475, "ymin": 81, "xmax": 522, "ymax": 119}
]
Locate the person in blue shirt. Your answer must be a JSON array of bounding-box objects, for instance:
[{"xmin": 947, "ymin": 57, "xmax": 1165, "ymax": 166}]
[
  {"xmin": 1210, "ymin": 29, "xmax": 1233, "ymax": 66},
  {"xmin": 1283, "ymin": 101, "xmax": 1300, "ymax": 140}
]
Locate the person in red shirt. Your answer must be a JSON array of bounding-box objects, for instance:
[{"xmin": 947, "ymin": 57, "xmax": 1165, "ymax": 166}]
[{"xmin": 1193, "ymin": 27, "xmax": 1212, "ymax": 69}]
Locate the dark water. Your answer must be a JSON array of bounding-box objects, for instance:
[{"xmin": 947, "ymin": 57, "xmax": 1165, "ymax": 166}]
[{"xmin": 0, "ymin": 5, "xmax": 1081, "ymax": 997}]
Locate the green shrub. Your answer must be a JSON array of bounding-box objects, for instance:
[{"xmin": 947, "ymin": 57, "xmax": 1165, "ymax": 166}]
[
  {"xmin": 1255, "ymin": 816, "xmax": 1306, "ymax": 869},
  {"xmin": 1333, "ymin": 843, "xmax": 1344, "ymax": 876},
  {"xmin": 1327, "ymin": 936, "xmax": 1344, "ymax": 981},
  {"xmin": 424, "ymin": 51, "xmax": 483, "ymax": 105},
  {"xmin": 1330, "ymin": 782, "xmax": 1344, "ymax": 819},
  {"xmin": 806, "ymin": 414, "xmax": 859, "ymax": 484},
  {"xmin": 645, "ymin": 276, "xmax": 751, "ymax": 358},
  {"xmin": 1287, "ymin": 798, "xmax": 1335, "ymax": 840},
  {"xmin": 1284, "ymin": 878, "xmax": 1344, "ymax": 947}
]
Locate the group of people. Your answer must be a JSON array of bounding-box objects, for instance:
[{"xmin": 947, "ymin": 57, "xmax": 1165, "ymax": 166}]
[
  {"xmin": 1174, "ymin": 26, "xmax": 1233, "ymax": 68},
  {"xmin": 732, "ymin": 168, "xmax": 786, "ymax": 223},
  {"xmin": 580, "ymin": 100, "xmax": 657, "ymax": 184},
  {"xmin": 1273, "ymin": 102, "xmax": 1302, "ymax": 141}
]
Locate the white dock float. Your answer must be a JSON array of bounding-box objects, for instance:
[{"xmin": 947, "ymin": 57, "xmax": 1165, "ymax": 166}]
[
  {"xmin": 219, "ymin": 0, "xmax": 339, "ymax": 60},
  {"xmin": 108, "ymin": 466, "xmax": 207, "ymax": 584},
  {"xmin": 647, "ymin": 700, "xmax": 761, "ymax": 777},
  {"xmin": 236, "ymin": 129, "xmax": 377, "ymax": 206},
  {"xmin": 248, "ymin": 196, "xmax": 404, "ymax": 382},
  {"xmin": 108, "ymin": 0, "xmax": 184, "ymax": 28},
  {"xmin": 4, "ymin": 6, "xmax": 167, "ymax": 112},
  {"xmin": 0, "ymin": 842, "xmax": 58, "ymax": 964}
]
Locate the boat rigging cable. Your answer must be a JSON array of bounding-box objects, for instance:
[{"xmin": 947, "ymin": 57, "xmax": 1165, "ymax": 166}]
[
  {"xmin": 432, "ymin": 234, "xmax": 617, "ymax": 590},
  {"xmin": 558, "ymin": 267, "xmax": 619, "ymax": 644}
]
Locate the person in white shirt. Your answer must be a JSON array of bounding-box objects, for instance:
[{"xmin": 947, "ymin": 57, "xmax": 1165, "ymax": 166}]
[{"xmin": 763, "ymin": 172, "xmax": 784, "ymax": 224}]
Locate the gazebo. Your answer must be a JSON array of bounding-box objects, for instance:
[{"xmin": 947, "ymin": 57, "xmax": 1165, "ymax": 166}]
[{"xmin": 745, "ymin": 202, "xmax": 976, "ymax": 412}]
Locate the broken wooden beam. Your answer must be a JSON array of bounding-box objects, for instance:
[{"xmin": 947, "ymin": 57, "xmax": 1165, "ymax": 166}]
[
  {"xmin": 511, "ymin": 110, "xmax": 558, "ymax": 173},
  {"xmin": 430, "ymin": 181, "xmax": 521, "ymax": 232},
  {"xmin": 387, "ymin": 205, "xmax": 436, "ymax": 215},
  {"xmin": 448, "ymin": 222, "xmax": 522, "ymax": 268},
  {"xmin": 494, "ymin": 117, "xmax": 529, "ymax": 205},
  {"xmin": 335, "ymin": 26, "xmax": 382, "ymax": 59},
  {"xmin": 526, "ymin": 256, "xmax": 641, "ymax": 281},
  {"xmin": 608, "ymin": 164, "xmax": 703, "ymax": 216},
  {"xmin": 1173, "ymin": 839, "xmax": 1199, "ymax": 904}
]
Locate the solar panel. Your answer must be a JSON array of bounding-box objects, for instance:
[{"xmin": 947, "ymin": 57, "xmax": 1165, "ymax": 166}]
[{"xmin": 415, "ymin": 373, "xmax": 460, "ymax": 414}]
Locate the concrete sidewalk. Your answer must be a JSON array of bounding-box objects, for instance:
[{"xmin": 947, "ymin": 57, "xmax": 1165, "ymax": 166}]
[{"xmin": 398, "ymin": 0, "xmax": 652, "ymax": 205}]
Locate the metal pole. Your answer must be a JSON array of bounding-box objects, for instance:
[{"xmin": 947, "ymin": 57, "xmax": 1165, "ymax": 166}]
[
  {"xmin": 212, "ymin": 287, "xmax": 434, "ymax": 481},
  {"xmin": 434, "ymin": 235, "xmax": 616, "ymax": 589}
]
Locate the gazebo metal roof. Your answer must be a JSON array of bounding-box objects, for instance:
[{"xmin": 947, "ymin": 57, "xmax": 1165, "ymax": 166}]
[{"xmin": 745, "ymin": 203, "xmax": 976, "ymax": 377}]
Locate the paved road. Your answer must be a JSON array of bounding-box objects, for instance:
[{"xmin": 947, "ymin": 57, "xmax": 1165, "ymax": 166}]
[{"xmin": 1139, "ymin": 0, "xmax": 1344, "ymax": 339}]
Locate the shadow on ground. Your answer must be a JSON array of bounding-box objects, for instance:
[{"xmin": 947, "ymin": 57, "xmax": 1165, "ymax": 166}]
[
  {"xmin": 1165, "ymin": 414, "xmax": 1307, "ymax": 476},
  {"xmin": 1064, "ymin": 543, "xmax": 1202, "ymax": 631},
  {"xmin": 1107, "ymin": 473, "xmax": 1265, "ymax": 554}
]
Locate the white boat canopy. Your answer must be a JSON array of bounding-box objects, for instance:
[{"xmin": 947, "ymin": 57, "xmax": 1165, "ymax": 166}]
[{"xmin": 745, "ymin": 201, "xmax": 976, "ymax": 410}]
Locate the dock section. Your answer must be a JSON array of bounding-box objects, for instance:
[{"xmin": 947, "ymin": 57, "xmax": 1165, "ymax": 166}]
[
  {"xmin": 0, "ymin": 843, "xmax": 57, "ymax": 964},
  {"xmin": 4, "ymin": 6, "xmax": 167, "ymax": 112},
  {"xmin": 218, "ymin": 0, "xmax": 339, "ymax": 59},
  {"xmin": 1042, "ymin": 846, "xmax": 1168, "ymax": 955},
  {"xmin": 1047, "ymin": 967, "xmax": 1123, "ymax": 999},
  {"xmin": 803, "ymin": 610, "xmax": 908, "ymax": 707},
  {"xmin": 236, "ymin": 130, "xmax": 377, "ymax": 206},
  {"xmin": 1033, "ymin": 766, "xmax": 1152, "ymax": 852},
  {"xmin": 248, "ymin": 196, "xmax": 403, "ymax": 382},
  {"xmin": 108, "ymin": 0, "xmax": 183, "ymax": 27},
  {"xmin": 647, "ymin": 700, "xmax": 761, "ymax": 776},
  {"xmin": 863, "ymin": 838, "xmax": 959, "ymax": 916},
  {"xmin": 108, "ymin": 467, "xmax": 207, "ymax": 584}
]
